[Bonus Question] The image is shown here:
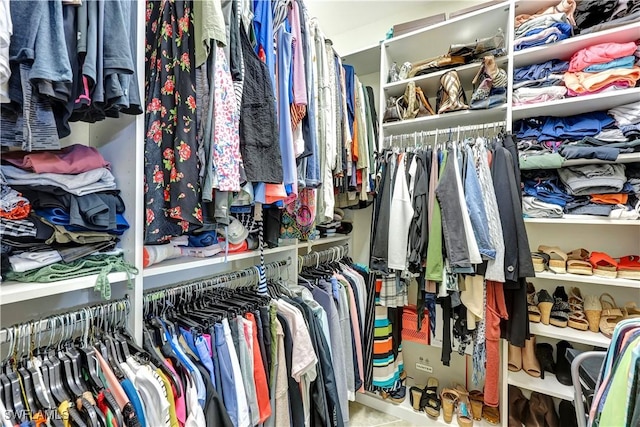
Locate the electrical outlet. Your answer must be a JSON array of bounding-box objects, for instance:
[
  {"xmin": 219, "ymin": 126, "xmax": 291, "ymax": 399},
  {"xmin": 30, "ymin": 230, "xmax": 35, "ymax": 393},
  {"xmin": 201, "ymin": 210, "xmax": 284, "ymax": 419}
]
[{"xmin": 415, "ymin": 363, "xmax": 433, "ymax": 373}]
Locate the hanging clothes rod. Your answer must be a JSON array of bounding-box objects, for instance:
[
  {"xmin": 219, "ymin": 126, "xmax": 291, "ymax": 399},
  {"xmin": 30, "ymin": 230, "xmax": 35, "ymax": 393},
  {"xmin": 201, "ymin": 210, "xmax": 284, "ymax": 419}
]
[
  {"xmin": 383, "ymin": 121, "xmax": 507, "ymax": 148},
  {"xmin": 0, "ymin": 298, "xmax": 130, "ymax": 356},
  {"xmin": 298, "ymin": 244, "xmax": 349, "ymax": 270},
  {"xmin": 143, "ymin": 259, "xmax": 291, "ymax": 307}
]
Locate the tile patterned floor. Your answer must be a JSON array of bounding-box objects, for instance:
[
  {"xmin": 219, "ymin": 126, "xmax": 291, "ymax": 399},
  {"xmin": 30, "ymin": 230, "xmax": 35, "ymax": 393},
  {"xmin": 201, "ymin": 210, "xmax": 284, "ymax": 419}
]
[{"xmin": 349, "ymin": 401, "xmax": 424, "ymax": 427}]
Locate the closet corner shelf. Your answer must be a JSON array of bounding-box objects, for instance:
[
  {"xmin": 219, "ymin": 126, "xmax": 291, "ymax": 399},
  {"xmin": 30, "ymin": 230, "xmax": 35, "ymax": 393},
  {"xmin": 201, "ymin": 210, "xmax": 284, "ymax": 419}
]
[
  {"xmin": 383, "ymin": 56, "xmax": 509, "ymax": 97},
  {"xmin": 524, "ymin": 217, "xmax": 640, "ymax": 226},
  {"xmin": 342, "ymin": 43, "xmax": 381, "ymax": 76},
  {"xmin": 0, "ymin": 272, "xmax": 132, "ymax": 305},
  {"xmin": 534, "ymin": 271, "xmax": 640, "ymax": 289},
  {"xmin": 355, "ymin": 390, "xmax": 495, "ymax": 427},
  {"xmin": 301, "ymin": 235, "xmax": 351, "ymax": 250},
  {"xmin": 511, "ymin": 87, "xmax": 640, "ymax": 121},
  {"xmin": 507, "ymin": 370, "xmax": 574, "ymax": 401},
  {"xmin": 382, "ymin": 104, "xmax": 507, "ymax": 135},
  {"xmin": 512, "ymin": 22, "xmax": 640, "ymax": 68},
  {"xmin": 529, "ymin": 322, "xmax": 611, "ymax": 347}
]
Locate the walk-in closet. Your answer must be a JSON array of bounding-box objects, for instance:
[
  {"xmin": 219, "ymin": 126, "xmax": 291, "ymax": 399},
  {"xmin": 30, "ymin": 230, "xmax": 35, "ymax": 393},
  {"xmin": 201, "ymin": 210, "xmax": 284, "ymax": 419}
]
[{"xmin": 1, "ymin": 0, "xmax": 639, "ymax": 426}]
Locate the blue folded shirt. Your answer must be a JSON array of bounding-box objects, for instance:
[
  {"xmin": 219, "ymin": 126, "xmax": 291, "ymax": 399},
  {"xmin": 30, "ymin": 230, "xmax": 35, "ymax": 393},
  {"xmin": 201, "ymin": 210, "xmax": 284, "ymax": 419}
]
[{"xmin": 584, "ymin": 55, "xmax": 636, "ymax": 73}]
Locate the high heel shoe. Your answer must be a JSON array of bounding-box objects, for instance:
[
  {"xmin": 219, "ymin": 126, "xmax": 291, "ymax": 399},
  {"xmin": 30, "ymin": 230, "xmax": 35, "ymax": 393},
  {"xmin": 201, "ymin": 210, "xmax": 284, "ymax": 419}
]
[
  {"xmin": 527, "ymin": 282, "xmax": 541, "ymax": 323},
  {"xmin": 537, "ymin": 289, "xmax": 554, "ymax": 325},
  {"xmin": 526, "ymin": 392, "xmax": 559, "ymax": 427},
  {"xmin": 555, "ymin": 340, "xmax": 573, "ymax": 386},
  {"xmin": 508, "ymin": 386, "xmax": 528, "ymax": 427},
  {"xmin": 535, "ymin": 342, "xmax": 555, "ymax": 380},
  {"xmin": 550, "ymin": 286, "xmax": 570, "ymax": 328},
  {"xmin": 508, "ymin": 343, "xmax": 522, "ymax": 372},
  {"xmin": 522, "ymin": 336, "xmax": 542, "ymax": 378},
  {"xmin": 454, "ymin": 384, "xmax": 474, "ymax": 427}
]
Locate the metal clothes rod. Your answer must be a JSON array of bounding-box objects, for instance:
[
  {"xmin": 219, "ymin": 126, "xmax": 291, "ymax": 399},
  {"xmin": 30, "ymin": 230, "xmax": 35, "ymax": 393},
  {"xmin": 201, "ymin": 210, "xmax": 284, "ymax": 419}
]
[
  {"xmin": 0, "ymin": 298, "xmax": 130, "ymax": 354},
  {"xmin": 383, "ymin": 121, "xmax": 507, "ymax": 148},
  {"xmin": 299, "ymin": 244, "xmax": 349, "ymax": 270},
  {"xmin": 143, "ymin": 259, "xmax": 291, "ymax": 306}
]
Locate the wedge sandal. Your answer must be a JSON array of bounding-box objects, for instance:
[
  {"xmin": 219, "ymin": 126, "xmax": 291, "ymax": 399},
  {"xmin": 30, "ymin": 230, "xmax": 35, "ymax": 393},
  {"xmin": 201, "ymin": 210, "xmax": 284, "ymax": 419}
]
[
  {"xmin": 584, "ymin": 295, "xmax": 602, "ymax": 333},
  {"xmin": 441, "ymin": 388, "xmax": 460, "ymax": 424},
  {"xmin": 550, "ymin": 286, "xmax": 570, "ymax": 328},
  {"xmin": 538, "ymin": 245, "xmax": 567, "ymax": 274},
  {"xmin": 566, "ymin": 248, "xmax": 593, "ymax": 276},
  {"xmin": 508, "ymin": 344, "xmax": 522, "ymax": 372},
  {"xmin": 421, "ymin": 377, "xmax": 442, "ymax": 419},
  {"xmin": 589, "ymin": 252, "xmax": 618, "ymax": 278},
  {"xmin": 537, "ymin": 289, "xmax": 554, "ymax": 325},
  {"xmin": 469, "ymin": 390, "xmax": 484, "ymax": 421},
  {"xmin": 483, "ymin": 405, "xmax": 500, "ymax": 425},
  {"xmin": 568, "ymin": 287, "xmax": 589, "ymax": 331},
  {"xmin": 531, "ymin": 252, "xmax": 550, "ymax": 273},
  {"xmin": 527, "ymin": 282, "xmax": 541, "ymax": 323},
  {"xmin": 454, "ymin": 385, "xmax": 474, "ymax": 427},
  {"xmin": 617, "ymin": 255, "xmax": 640, "ymax": 280},
  {"xmin": 599, "ymin": 293, "xmax": 623, "ymax": 337}
]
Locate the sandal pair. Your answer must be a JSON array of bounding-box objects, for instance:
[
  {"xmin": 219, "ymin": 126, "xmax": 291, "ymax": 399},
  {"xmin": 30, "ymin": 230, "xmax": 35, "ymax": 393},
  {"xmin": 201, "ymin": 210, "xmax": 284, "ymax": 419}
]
[
  {"xmin": 409, "ymin": 377, "xmax": 441, "ymax": 419},
  {"xmin": 469, "ymin": 391, "xmax": 500, "ymax": 425}
]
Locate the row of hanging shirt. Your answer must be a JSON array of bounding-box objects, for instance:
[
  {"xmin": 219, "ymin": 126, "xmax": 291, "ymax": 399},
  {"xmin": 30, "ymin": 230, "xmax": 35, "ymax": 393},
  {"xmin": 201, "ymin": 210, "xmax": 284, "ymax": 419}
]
[
  {"xmin": 369, "ymin": 125, "xmax": 535, "ymax": 404},
  {"xmin": 138, "ymin": 256, "xmax": 371, "ymax": 427},
  {"xmin": 0, "ymin": 254, "xmax": 371, "ymax": 427}
]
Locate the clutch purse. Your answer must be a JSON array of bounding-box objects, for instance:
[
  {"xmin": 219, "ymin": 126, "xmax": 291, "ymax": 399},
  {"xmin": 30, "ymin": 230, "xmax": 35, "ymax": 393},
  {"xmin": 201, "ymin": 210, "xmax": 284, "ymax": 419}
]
[{"xmin": 409, "ymin": 55, "xmax": 466, "ymax": 78}]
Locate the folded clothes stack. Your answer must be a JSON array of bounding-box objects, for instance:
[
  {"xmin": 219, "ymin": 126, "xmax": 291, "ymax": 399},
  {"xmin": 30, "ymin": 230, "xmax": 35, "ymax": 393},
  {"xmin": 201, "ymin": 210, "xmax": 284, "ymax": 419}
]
[
  {"xmin": 514, "ymin": 0, "xmax": 576, "ymax": 52},
  {"xmin": 522, "ymin": 165, "xmax": 640, "ymax": 220},
  {"xmin": 574, "ymin": 0, "xmax": 640, "ymax": 35},
  {"xmin": 0, "ymin": 144, "xmax": 136, "ymax": 296},
  {"xmin": 513, "ymin": 59, "xmax": 570, "ymax": 105},
  {"xmin": 564, "ymin": 42, "xmax": 640, "ymax": 96},
  {"xmin": 516, "ymin": 105, "xmax": 640, "ymax": 168}
]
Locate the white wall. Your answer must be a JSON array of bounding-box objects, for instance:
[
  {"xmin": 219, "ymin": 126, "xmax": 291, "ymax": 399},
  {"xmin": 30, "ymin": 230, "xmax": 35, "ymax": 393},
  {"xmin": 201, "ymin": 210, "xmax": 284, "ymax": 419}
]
[{"xmin": 305, "ymin": 0, "xmax": 486, "ymax": 54}]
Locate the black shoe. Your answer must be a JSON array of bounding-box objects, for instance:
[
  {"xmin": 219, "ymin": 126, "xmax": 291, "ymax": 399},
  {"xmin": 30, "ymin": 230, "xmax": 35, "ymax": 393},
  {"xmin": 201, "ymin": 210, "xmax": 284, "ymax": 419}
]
[
  {"xmin": 535, "ymin": 343, "xmax": 556, "ymax": 380},
  {"xmin": 556, "ymin": 340, "xmax": 574, "ymax": 386},
  {"xmin": 559, "ymin": 400, "xmax": 578, "ymax": 427}
]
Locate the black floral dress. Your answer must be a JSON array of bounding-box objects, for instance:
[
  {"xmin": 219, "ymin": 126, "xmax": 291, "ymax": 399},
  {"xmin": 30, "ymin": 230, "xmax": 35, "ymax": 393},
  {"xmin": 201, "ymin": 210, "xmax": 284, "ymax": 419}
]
[{"xmin": 144, "ymin": 0, "xmax": 202, "ymax": 244}]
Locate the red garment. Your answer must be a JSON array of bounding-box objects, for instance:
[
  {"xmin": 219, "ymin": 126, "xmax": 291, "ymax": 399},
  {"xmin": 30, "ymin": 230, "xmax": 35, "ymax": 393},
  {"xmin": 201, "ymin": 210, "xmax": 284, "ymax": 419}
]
[
  {"xmin": 246, "ymin": 313, "xmax": 272, "ymax": 423},
  {"xmin": 2, "ymin": 144, "xmax": 110, "ymax": 174},
  {"xmin": 484, "ymin": 280, "xmax": 508, "ymax": 407}
]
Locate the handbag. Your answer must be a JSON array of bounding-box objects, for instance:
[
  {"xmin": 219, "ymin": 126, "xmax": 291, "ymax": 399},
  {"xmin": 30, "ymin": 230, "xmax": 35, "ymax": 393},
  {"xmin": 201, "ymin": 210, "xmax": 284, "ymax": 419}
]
[
  {"xmin": 448, "ymin": 28, "xmax": 505, "ymax": 61},
  {"xmin": 470, "ymin": 56, "xmax": 507, "ymax": 110},
  {"xmin": 382, "ymin": 96, "xmax": 404, "ymax": 123},
  {"xmin": 436, "ymin": 70, "xmax": 469, "ymax": 114},
  {"xmin": 400, "ymin": 81, "xmax": 420, "ymax": 120},
  {"xmin": 388, "ymin": 62, "xmax": 401, "ymax": 83},
  {"xmin": 408, "ymin": 55, "xmax": 466, "ymax": 78},
  {"xmin": 416, "ymin": 87, "xmax": 435, "ymax": 117}
]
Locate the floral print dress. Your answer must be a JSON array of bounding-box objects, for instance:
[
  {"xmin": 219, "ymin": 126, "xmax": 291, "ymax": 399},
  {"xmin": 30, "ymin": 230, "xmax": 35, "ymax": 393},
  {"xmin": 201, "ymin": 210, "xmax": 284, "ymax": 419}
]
[{"xmin": 144, "ymin": 0, "xmax": 202, "ymax": 243}]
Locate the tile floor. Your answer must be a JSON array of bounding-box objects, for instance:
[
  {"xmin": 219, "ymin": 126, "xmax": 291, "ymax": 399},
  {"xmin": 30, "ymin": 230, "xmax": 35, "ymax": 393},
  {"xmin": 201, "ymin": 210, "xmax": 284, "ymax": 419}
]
[{"xmin": 349, "ymin": 401, "xmax": 424, "ymax": 426}]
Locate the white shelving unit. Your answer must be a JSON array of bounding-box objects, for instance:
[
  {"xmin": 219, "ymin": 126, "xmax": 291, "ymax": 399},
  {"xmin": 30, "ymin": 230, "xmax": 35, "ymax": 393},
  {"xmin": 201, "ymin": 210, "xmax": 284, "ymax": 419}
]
[
  {"xmin": 529, "ymin": 323, "xmax": 611, "ymax": 348},
  {"xmin": 534, "ymin": 271, "xmax": 640, "ymax": 289},
  {"xmin": 524, "ymin": 217, "xmax": 640, "ymax": 226},
  {"xmin": 507, "ymin": 370, "xmax": 574, "ymax": 401}
]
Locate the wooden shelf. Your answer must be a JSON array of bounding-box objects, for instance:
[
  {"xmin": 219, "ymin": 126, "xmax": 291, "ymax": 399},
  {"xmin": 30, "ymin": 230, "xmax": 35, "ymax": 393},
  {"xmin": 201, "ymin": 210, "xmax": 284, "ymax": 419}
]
[
  {"xmin": 524, "ymin": 217, "xmax": 640, "ymax": 226},
  {"xmin": 384, "ymin": 56, "xmax": 509, "ymax": 98},
  {"xmin": 534, "ymin": 271, "xmax": 640, "ymax": 289},
  {"xmin": 529, "ymin": 322, "xmax": 611, "ymax": 348},
  {"xmin": 512, "ymin": 87, "xmax": 640, "ymax": 121},
  {"xmin": 507, "ymin": 370, "xmax": 574, "ymax": 401},
  {"xmin": 383, "ymin": 104, "xmax": 507, "ymax": 135},
  {"xmin": 0, "ymin": 272, "xmax": 133, "ymax": 305},
  {"xmin": 512, "ymin": 22, "xmax": 640, "ymax": 68}
]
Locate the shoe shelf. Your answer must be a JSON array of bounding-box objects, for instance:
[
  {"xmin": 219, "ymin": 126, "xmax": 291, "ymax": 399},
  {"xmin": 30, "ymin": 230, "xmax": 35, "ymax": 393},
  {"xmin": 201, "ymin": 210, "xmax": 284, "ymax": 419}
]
[
  {"xmin": 382, "ymin": 104, "xmax": 508, "ymax": 135},
  {"xmin": 534, "ymin": 271, "xmax": 640, "ymax": 289},
  {"xmin": 355, "ymin": 389, "xmax": 497, "ymax": 427},
  {"xmin": 524, "ymin": 217, "xmax": 640, "ymax": 226},
  {"xmin": 529, "ymin": 322, "xmax": 611, "ymax": 348},
  {"xmin": 383, "ymin": 56, "xmax": 510, "ymax": 98},
  {"xmin": 512, "ymin": 22, "xmax": 640, "ymax": 68},
  {"xmin": 341, "ymin": 43, "xmax": 381, "ymax": 76},
  {"xmin": 512, "ymin": 87, "xmax": 640, "ymax": 121},
  {"xmin": 507, "ymin": 370, "xmax": 574, "ymax": 401},
  {"xmin": 0, "ymin": 272, "xmax": 132, "ymax": 305}
]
